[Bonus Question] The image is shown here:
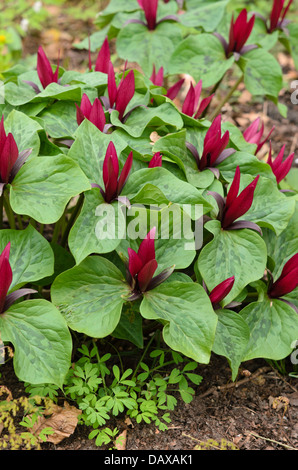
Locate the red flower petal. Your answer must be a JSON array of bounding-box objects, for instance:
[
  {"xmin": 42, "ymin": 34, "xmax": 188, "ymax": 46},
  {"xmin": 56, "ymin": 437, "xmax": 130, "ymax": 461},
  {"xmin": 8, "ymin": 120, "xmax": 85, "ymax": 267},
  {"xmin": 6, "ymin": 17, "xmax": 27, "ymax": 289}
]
[
  {"xmin": 209, "ymin": 276, "xmax": 235, "ymax": 305},
  {"xmin": 137, "ymin": 227, "xmax": 156, "ymax": 266},
  {"xmin": 0, "ymin": 133, "xmax": 19, "ymax": 183},
  {"xmin": 95, "ymin": 37, "xmax": 111, "ymax": 74},
  {"xmin": 0, "ymin": 242, "xmax": 12, "ymax": 313},
  {"xmin": 137, "ymin": 259, "xmax": 158, "ymax": 292},
  {"xmin": 128, "ymin": 247, "xmax": 143, "ymax": 278},
  {"xmin": 115, "ymin": 69, "xmax": 135, "ymax": 121},
  {"xmin": 88, "ymin": 98, "xmax": 106, "ymax": 131}
]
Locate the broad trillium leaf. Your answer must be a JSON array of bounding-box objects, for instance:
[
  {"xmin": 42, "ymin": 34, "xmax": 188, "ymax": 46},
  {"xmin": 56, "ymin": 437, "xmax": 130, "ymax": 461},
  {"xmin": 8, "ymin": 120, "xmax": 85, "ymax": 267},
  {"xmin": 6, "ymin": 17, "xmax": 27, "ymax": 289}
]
[
  {"xmin": 140, "ymin": 280, "xmax": 218, "ymax": 364},
  {"xmin": 51, "ymin": 256, "xmax": 130, "ymax": 338},
  {"xmin": 9, "ymin": 155, "xmax": 91, "ymax": 224},
  {"xmin": 0, "ymin": 299, "xmax": 72, "ymax": 387}
]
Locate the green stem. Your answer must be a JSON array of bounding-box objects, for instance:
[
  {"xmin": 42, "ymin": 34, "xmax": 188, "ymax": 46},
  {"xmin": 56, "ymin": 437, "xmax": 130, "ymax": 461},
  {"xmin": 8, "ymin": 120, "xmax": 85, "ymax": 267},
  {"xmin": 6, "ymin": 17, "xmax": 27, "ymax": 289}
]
[
  {"xmin": 60, "ymin": 194, "xmax": 84, "ymax": 248},
  {"xmin": 3, "ymin": 192, "xmax": 16, "ymax": 229},
  {"xmin": 51, "ymin": 214, "xmax": 64, "ymax": 245},
  {"xmin": 16, "ymin": 213, "xmax": 23, "ymax": 230},
  {"xmin": 92, "ymin": 339, "xmax": 108, "ymax": 394},
  {"xmin": 200, "ymin": 76, "xmax": 225, "ymax": 119},
  {"xmin": 208, "ymin": 73, "xmax": 244, "ymax": 121},
  {"xmin": 129, "ymin": 332, "xmax": 157, "ymax": 390}
]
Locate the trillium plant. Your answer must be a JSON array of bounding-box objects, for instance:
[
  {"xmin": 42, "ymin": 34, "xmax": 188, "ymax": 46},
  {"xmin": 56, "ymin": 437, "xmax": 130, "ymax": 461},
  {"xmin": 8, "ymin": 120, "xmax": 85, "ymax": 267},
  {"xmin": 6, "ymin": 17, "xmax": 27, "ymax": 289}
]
[{"xmin": 0, "ymin": 0, "xmax": 298, "ymax": 389}]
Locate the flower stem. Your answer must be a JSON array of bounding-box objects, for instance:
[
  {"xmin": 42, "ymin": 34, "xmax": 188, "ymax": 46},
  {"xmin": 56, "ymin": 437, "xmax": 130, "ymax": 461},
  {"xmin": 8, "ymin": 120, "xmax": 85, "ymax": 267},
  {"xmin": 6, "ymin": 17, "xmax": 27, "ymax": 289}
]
[
  {"xmin": 208, "ymin": 73, "xmax": 244, "ymax": 121},
  {"xmin": 60, "ymin": 194, "xmax": 84, "ymax": 248},
  {"xmin": 3, "ymin": 192, "xmax": 16, "ymax": 229}
]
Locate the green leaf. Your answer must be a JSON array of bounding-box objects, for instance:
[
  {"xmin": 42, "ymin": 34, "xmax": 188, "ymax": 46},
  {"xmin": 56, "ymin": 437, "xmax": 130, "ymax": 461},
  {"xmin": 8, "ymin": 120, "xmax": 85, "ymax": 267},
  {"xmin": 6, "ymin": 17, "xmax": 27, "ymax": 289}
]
[
  {"xmin": 111, "ymin": 305, "xmax": 144, "ymax": 348},
  {"xmin": 9, "ymin": 155, "xmax": 91, "ymax": 224},
  {"xmin": 241, "ymin": 175, "xmax": 296, "ymax": 236},
  {"xmin": 68, "ymin": 119, "xmax": 127, "ymax": 183},
  {"xmin": 198, "ymin": 221, "xmax": 267, "ymax": 304},
  {"xmin": 217, "ymin": 151, "xmax": 274, "ymax": 181},
  {"xmin": 212, "ymin": 309, "xmax": 250, "ymax": 381},
  {"xmin": 140, "ymin": 281, "xmax": 218, "ymax": 364},
  {"xmin": 4, "ymin": 110, "xmax": 42, "ymax": 159},
  {"xmin": 240, "ymin": 297, "xmax": 298, "ymax": 362},
  {"xmin": 263, "ymin": 201, "xmax": 298, "ymax": 278},
  {"xmin": 169, "ymin": 33, "xmax": 235, "ymax": 86},
  {"xmin": 240, "ymin": 47, "xmax": 283, "ymax": 99},
  {"xmin": 180, "ymin": 0, "xmax": 229, "ymax": 31},
  {"xmin": 37, "ymin": 100, "xmax": 78, "ymax": 139},
  {"xmin": 116, "ymin": 21, "xmax": 182, "ymax": 75},
  {"xmin": 124, "ymin": 167, "xmax": 213, "ymax": 215},
  {"xmin": 51, "ymin": 256, "xmax": 130, "ymax": 337},
  {"xmin": 0, "ymin": 299, "xmax": 72, "ymax": 387},
  {"xmin": 110, "ymin": 102, "xmax": 184, "ymax": 138},
  {"xmin": 68, "ymin": 189, "xmax": 126, "ymax": 264},
  {"xmin": 0, "ymin": 225, "xmax": 54, "ymax": 291},
  {"xmin": 4, "ymin": 80, "xmax": 82, "ymax": 106}
]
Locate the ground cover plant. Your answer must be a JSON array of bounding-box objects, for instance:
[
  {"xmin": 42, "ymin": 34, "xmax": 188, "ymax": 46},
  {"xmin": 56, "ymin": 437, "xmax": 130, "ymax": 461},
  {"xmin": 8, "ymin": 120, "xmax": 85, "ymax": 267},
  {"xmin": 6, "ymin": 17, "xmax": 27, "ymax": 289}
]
[{"xmin": 0, "ymin": 0, "xmax": 298, "ymax": 449}]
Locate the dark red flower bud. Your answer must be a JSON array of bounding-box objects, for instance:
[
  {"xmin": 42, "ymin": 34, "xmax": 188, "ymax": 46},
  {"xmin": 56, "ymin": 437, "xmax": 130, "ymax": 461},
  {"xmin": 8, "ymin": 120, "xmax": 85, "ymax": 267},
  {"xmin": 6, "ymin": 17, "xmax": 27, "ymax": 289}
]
[
  {"xmin": 209, "ymin": 276, "xmax": 235, "ymax": 307},
  {"xmin": 243, "ymin": 117, "xmax": 275, "ymax": 155},
  {"xmin": 101, "ymin": 141, "xmax": 133, "ymax": 203},
  {"xmin": 267, "ymin": 142, "xmax": 294, "ymax": 184},
  {"xmin": 76, "ymin": 94, "xmax": 106, "ymax": 131},
  {"xmin": 268, "ymin": 253, "xmax": 298, "ymax": 299},
  {"xmin": 37, "ymin": 46, "xmax": 59, "ymax": 89}
]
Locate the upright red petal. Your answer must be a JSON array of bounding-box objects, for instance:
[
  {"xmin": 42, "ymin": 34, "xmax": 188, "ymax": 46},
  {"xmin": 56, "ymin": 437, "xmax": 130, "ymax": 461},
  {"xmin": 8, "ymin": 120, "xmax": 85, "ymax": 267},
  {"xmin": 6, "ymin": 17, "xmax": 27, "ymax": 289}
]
[
  {"xmin": 166, "ymin": 78, "xmax": 184, "ymax": 100},
  {"xmin": 137, "ymin": 227, "xmax": 156, "ymax": 266},
  {"xmin": 80, "ymin": 94, "xmax": 92, "ymax": 118},
  {"xmin": 268, "ymin": 253, "xmax": 298, "ymax": 298},
  {"xmin": 270, "ymin": 0, "xmax": 284, "ymax": 31},
  {"xmin": 115, "ymin": 69, "xmax": 135, "ymax": 121},
  {"xmin": 194, "ymin": 94, "xmax": 214, "ymax": 119},
  {"xmin": 182, "ymin": 83, "xmax": 195, "ymax": 116},
  {"xmin": 137, "ymin": 259, "xmax": 158, "ymax": 292},
  {"xmin": 149, "ymin": 152, "xmax": 162, "ymax": 168},
  {"xmin": 222, "ymin": 174, "xmax": 259, "ymax": 228},
  {"xmin": 103, "ymin": 141, "xmax": 119, "ymax": 189},
  {"xmin": 209, "ymin": 276, "xmax": 235, "ymax": 305},
  {"xmin": 88, "ymin": 98, "xmax": 106, "ymax": 132},
  {"xmin": 0, "ymin": 116, "xmax": 6, "ymax": 144},
  {"xmin": 37, "ymin": 46, "xmax": 55, "ymax": 89},
  {"xmin": 117, "ymin": 151, "xmax": 133, "ymax": 194},
  {"xmin": 193, "ymin": 80, "xmax": 203, "ymax": 114},
  {"xmin": 141, "ymin": 0, "xmax": 158, "ymax": 30},
  {"xmin": 0, "ymin": 133, "xmax": 19, "ymax": 183},
  {"xmin": 150, "ymin": 65, "xmax": 164, "ymax": 87},
  {"xmin": 0, "ymin": 242, "xmax": 13, "ymax": 313},
  {"xmin": 128, "ymin": 247, "xmax": 143, "ymax": 278},
  {"xmin": 243, "ymin": 118, "xmax": 262, "ymax": 144},
  {"xmin": 107, "ymin": 61, "xmax": 117, "ymax": 108},
  {"xmin": 75, "ymin": 103, "xmax": 85, "ymax": 126},
  {"xmin": 95, "ymin": 37, "xmax": 111, "ymax": 74},
  {"xmin": 225, "ymin": 165, "xmax": 241, "ymax": 210},
  {"xmin": 104, "ymin": 156, "xmax": 118, "ymax": 202}
]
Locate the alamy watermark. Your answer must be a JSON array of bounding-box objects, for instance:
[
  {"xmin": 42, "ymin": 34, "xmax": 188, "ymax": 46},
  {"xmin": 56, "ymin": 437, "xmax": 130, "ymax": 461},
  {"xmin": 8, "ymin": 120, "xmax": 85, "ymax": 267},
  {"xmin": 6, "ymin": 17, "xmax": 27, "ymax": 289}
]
[{"xmin": 94, "ymin": 202, "xmax": 204, "ymax": 250}]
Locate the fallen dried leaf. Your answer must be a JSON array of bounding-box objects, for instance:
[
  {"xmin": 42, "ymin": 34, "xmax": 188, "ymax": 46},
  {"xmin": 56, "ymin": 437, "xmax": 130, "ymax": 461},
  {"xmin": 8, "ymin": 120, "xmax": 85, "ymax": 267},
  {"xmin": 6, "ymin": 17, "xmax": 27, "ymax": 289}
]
[
  {"xmin": 32, "ymin": 401, "xmax": 82, "ymax": 444},
  {"xmin": 114, "ymin": 430, "xmax": 127, "ymax": 450}
]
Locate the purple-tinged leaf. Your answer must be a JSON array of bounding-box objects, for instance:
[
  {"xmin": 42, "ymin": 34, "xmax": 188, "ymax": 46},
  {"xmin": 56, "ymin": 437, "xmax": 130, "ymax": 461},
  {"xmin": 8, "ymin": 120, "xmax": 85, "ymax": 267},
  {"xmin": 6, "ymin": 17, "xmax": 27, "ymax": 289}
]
[
  {"xmin": 3, "ymin": 288, "xmax": 37, "ymax": 313},
  {"xmin": 146, "ymin": 265, "xmax": 175, "ymax": 291},
  {"xmin": 137, "ymin": 259, "xmax": 158, "ymax": 292}
]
